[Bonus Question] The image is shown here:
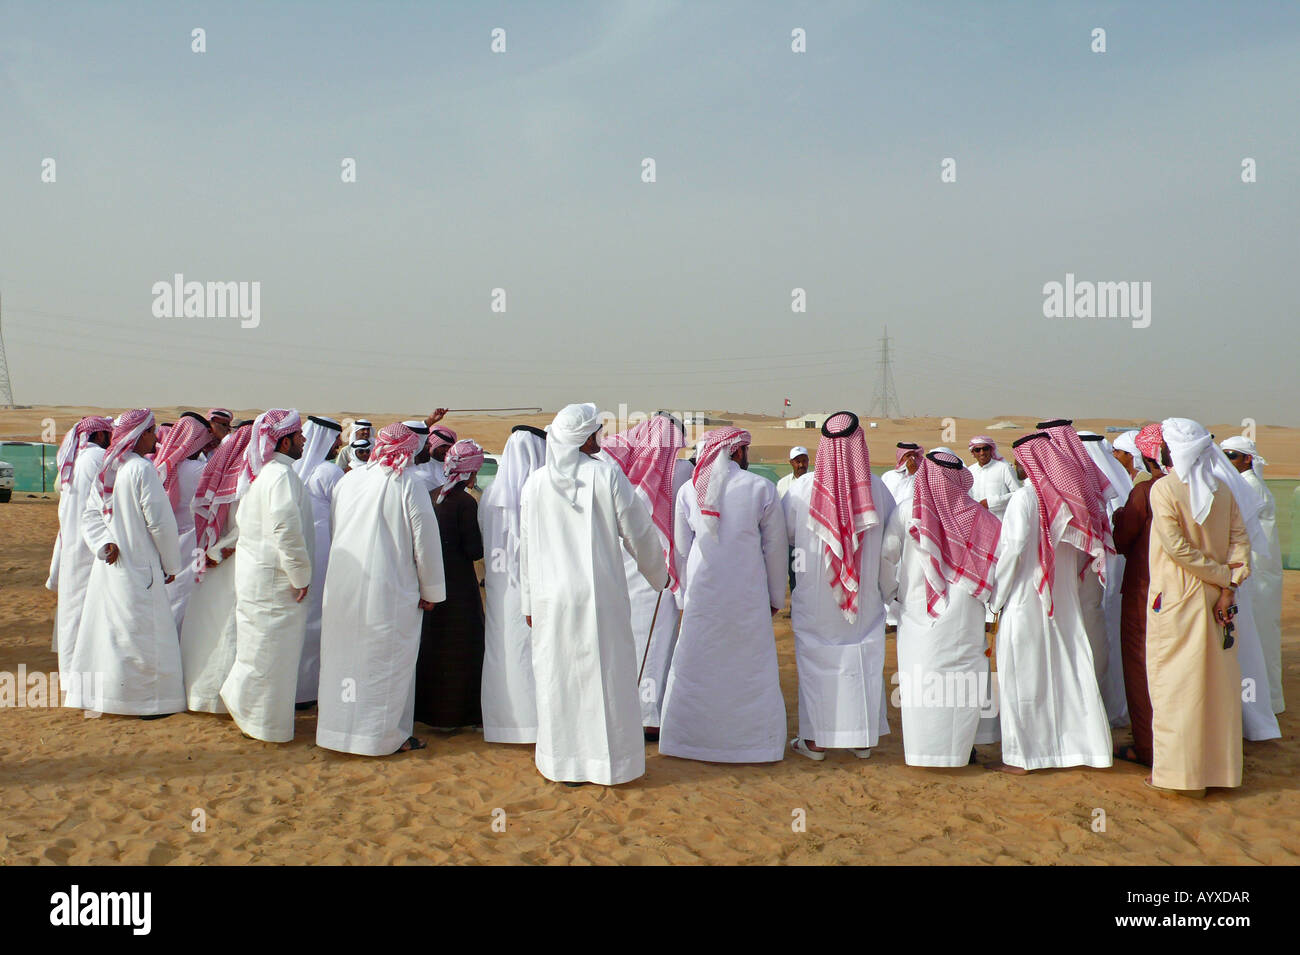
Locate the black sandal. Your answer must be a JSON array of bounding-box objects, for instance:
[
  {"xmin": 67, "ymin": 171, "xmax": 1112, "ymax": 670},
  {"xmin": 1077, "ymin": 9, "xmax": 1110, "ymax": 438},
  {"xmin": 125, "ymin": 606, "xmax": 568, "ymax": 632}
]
[{"xmin": 394, "ymin": 736, "xmax": 427, "ymax": 754}]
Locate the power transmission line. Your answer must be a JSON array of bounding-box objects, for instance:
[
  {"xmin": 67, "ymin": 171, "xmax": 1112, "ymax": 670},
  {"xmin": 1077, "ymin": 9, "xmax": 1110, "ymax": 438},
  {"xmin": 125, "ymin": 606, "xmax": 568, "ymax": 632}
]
[{"xmin": 0, "ymin": 291, "xmax": 14, "ymax": 408}]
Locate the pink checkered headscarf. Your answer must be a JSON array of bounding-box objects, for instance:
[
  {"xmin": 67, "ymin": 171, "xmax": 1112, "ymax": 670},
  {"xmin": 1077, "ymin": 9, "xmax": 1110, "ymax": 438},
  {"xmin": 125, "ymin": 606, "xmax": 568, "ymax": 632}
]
[
  {"xmin": 96, "ymin": 409, "xmax": 155, "ymax": 518},
  {"xmin": 808, "ymin": 412, "xmax": 879, "ymax": 622},
  {"xmin": 428, "ymin": 426, "xmax": 457, "ymax": 456},
  {"xmin": 371, "ymin": 423, "xmax": 423, "ymax": 475},
  {"xmin": 603, "ymin": 414, "xmax": 686, "ymax": 587},
  {"xmin": 56, "ymin": 415, "xmax": 113, "ymax": 489},
  {"xmin": 1036, "ymin": 419, "xmax": 1112, "ymax": 516},
  {"xmin": 437, "ymin": 439, "xmax": 485, "ymax": 502},
  {"xmin": 153, "ymin": 415, "xmax": 212, "ymax": 514},
  {"xmin": 192, "ymin": 423, "xmax": 253, "ymax": 577},
  {"xmin": 1134, "ymin": 423, "xmax": 1164, "ymax": 471},
  {"xmin": 692, "ymin": 427, "xmax": 751, "ymax": 536},
  {"xmin": 909, "ymin": 450, "xmax": 1001, "ymax": 618},
  {"xmin": 1013, "ymin": 432, "xmax": 1115, "ymax": 614},
  {"xmin": 239, "ymin": 409, "xmax": 301, "ymax": 495},
  {"xmin": 894, "ymin": 442, "xmax": 925, "ymax": 472},
  {"xmin": 968, "ymin": 435, "xmax": 1003, "ymax": 461}
]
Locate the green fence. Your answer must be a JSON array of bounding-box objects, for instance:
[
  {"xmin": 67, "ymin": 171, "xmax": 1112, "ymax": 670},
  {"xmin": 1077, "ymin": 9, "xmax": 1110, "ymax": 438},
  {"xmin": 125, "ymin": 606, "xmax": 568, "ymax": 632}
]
[{"xmin": 0, "ymin": 442, "xmax": 58, "ymax": 494}]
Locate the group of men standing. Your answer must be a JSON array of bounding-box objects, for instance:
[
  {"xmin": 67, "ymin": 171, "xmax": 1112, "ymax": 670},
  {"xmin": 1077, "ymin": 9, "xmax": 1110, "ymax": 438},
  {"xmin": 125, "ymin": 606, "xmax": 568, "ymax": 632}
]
[{"xmin": 46, "ymin": 403, "xmax": 1285, "ymax": 798}]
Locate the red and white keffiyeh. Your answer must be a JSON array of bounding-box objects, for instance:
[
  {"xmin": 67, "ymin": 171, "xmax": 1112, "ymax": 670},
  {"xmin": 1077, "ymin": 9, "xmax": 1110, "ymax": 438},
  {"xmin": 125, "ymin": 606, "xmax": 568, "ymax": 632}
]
[
  {"xmin": 808, "ymin": 412, "xmax": 879, "ymax": 622},
  {"xmin": 208, "ymin": 408, "xmax": 233, "ymax": 423},
  {"xmin": 692, "ymin": 426, "xmax": 751, "ymax": 536},
  {"xmin": 1037, "ymin": 419, "xmax": 1112, "ymax": 515},
  {"xmin": 192, "ymin": 423, "xmax": 253, "ymax": 577},
  {"xmin": 96, "ymin": 409, "xmax": 155, "ymax": 518},
  {"xmin": 968, "ymin": 435, "xmax": 1003, "ymax": 461},
  {"xmin": 909, "ymin": 451, "xmax": 1001, "ymax": 618},
  {"xmin": 894, "ymin": 442, "xmax": 925, "ymax": 472},
  {"xmin": 238, "ymin": 409, "xmax": 301, "ymax": 495},
  {"xmin": 437, "ymin": 439, "xmax": 485, "ymax": 502},
  {"xmin": 153, "ymin": 415, "xmax": 212, "ymax": 514},
  {"xmin": 428, "ymin": 426, "xmax": 457, "ymax": 456},
  {"xmin": 1013, "ymin": 432, "xmax": 1115, "ymax": 614},
  {"xmin": 603, "ymin": 414, "xmax": 686, "ymax": 587},
  {"xmin": 1134, "ymin": 423, "xmax": 1164, "ymax": 471},
  {"xmin": 371, "ymin": 422, "xmax": 423, "ymax": 475},
  {"xmin": 56, "ymin": 415, "xmax": 113, "ymax": 489}
]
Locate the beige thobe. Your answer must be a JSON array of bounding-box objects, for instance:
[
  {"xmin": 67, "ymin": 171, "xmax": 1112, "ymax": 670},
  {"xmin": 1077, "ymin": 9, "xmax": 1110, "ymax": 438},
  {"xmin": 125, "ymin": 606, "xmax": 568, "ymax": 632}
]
[{"xmin": 1146, "ymin": 476, "xmax": 1250, "ymax": 790}]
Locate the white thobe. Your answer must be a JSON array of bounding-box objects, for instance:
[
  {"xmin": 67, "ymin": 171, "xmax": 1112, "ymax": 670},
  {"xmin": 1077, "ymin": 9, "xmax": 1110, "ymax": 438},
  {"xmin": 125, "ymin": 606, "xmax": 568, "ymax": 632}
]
[
  {"xmin": 46, "ymin": 444, "xmax": 105, "ymax": 684},
  {"xmin": 881, "ymin": 468, "xmax": 915, "ymax": 628},
  {"xmin": 70, "ymin": 454, "xmax": 184, "ymax": 714},
  {"xmin": 479, "ymin": 487, "xmax": 538, "ymax": 743},
  {"xmin": 180, "ymin": 501, "xmax": 241, "ymax": 713},
  {"xmin": 659, "ymin": 463, "xmax": 789, "ymax": 763},
  {"xmin": 883, "ymin": 507, "xmax": 1000, "ymax": 766},
  {"xmin": 220, "ymin": 454, "xmax": 314, "ymax": 742},
  {"xmin": 1242, "ymin": 470, "xmax": 1283, "ymax": 713},
  {"xmin": 785, "ymin": 472, "xmax": 896, "ymax": 748},
  {"xmin": 519, "ymin": 455, "xmax": 665, "ymax": 784},
  {"xmin": 613, "ymin": 456, "xmax": 694, "ymax": 728},
  {"xmin": 164, "ymin": 457, "xmax": 206, "ymax": 631},
  {"xmin": 990, "ymin": 485, "xmax": 1113, "ymax": 769},
  {"xmin": 316, "ymin": 464, "xmax": 446, "ymax": 755},
  {"xmin": 298, "ymin": 459, "xmax": 343, "ymax": 703},
  {"xmin": 1079, "ymin": 558, "xmax": 1129, "ymax": 728},
  {"xmin": 1232, "ymin": 581, "xmax": 1281, "ymax": 741},
  {"xmin": 967, "ymin": 459, "xmax": 1020, "ymax": 520}
]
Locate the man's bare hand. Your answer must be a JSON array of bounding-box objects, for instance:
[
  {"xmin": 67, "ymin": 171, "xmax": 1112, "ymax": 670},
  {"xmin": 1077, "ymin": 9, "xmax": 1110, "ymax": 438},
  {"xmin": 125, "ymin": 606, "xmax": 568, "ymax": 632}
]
[
  {"xmin": 293, "ymin": 586, "xmax": 308, "ymax": 603},
  {"xmin": 979, "ymin": 499, "xmax": 989, "ymax": 509},
  {"xmin": 425, "ymin": 408, "xmax": 449, "ymax": 426},
  {"xmin": 525, "ymin": 615, "xmax": 532, "ymax": 628},
  {"xmin": 418, "ymin": 598, "xmax": 434, "ymax": 610},
  {"xmin": 205, "ymin": 556, "xmax": 219, "ymax": 568},
  {"xmin": 163, "ymin": 574, "xmax": 176, "ymax": 584},
  {"xmin": 1214, "ymin": 588, "xmax": 1234, "ymax": 627},
  {"xmin": 220, "ymin": 546, "xmax": 236, "ymax": 560},
  {"xmin": 104, "ymin": 543, "xmax": 120, "ymax": 565},
  {"xmin": 771, "ymin": 606, "xmax": 781, "ymax": 617}
]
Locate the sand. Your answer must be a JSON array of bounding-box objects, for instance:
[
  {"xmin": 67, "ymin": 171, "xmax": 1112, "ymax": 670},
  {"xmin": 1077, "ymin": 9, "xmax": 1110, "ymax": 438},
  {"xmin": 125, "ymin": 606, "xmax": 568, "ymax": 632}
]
[{"xmin": 1, "ymin": 407, "xmax": 1297, "ymax": 865}]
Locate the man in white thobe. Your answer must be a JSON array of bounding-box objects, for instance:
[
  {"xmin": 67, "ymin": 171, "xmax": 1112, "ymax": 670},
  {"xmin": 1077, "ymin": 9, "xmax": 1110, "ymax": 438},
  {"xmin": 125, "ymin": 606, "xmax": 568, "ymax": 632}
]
[
  {"xmin": 334, "ymin": 418, "xmax": 371, "ymax": 472},
  {"xmin": 882, "ymin": 450, "xmax": 1001, "ymax": 767},
  {"xmin": 154, "ymin": 413, "xmax": 213, "ymax": 631},
  {"xmin": 71, "ymin": 409, "xmax": 184, "ymax": 715},
  {"xmin": 1079, "ymin": 430, "xmax": 1135, "ymax": 727},
  {"xmin": 293, "ymin": 415, "xmax": 345, "ymax": 705},
  {"xmin": 1038, "ymin": 420, "xmax": 1126, "ymax": 728},
  {"xmin": 599, "ymin": 412, "xmax": 692, "ymax": 736},
  {"xmin": 181, "ymin": 423, "xmax": 253, "ymax": 713},
  {"xmin": 991, "ymin": 432, "xmax": 1113, "ymax": 773},
  {"xmin": 659, "ymin": 427, "xmax": 789, "ymax": 764},
  {"xmin": 882, "ymin": 442, "xmax": 924, "ymax": 629},
  {"xmin": 480, "ymin": 425, "xmax": 548, "ymax": 743},
  {"xmin": 966, "ymin": 435, "xmax": 1020, "ymax": 520},
  {"xmin": 519, "ymin": 403, "xmax": 666, "ymax": 785},
  {"xmin": 1221, "ymin": 436, "xmax": 1284, "ymax": 714},
  {"xmin": 220, "ymin": 409, "xmax": 314, "ymax": 743},
  {"xmin": 785, "ymin": 412, "xmax": 896, "ymax": 760},
  {"xmin": 317, "ymin": 423, "xmax": 446, "ymax": 756},
  {"xmin": 46, "ymin": 415, "xmax": 112, "ymax": 688}
]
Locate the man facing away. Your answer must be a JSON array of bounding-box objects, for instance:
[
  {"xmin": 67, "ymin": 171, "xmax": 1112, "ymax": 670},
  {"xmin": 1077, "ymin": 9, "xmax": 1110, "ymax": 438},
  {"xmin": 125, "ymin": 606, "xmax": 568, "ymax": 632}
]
[
  {"xmin": 519, "ymin": 403, "xmax": 665, "ymax": 785},
  {"xmin": 990, "ymin": 432, "xmax": 1113, "ymax": 774},
  {"xmin": 658, "ymin": 427, "xmax": 789, "ymax": 765},
  {"xmin": 1145, "ymin": 418, "xmax": 1256, "ymax": 795},
  {"xmin": 317, "ymin": 423, "xmax": 446, "ymax": 756},
  {"xmin": 220, "ymin": 409, "xmax": 314, "ymax": 743},
  {"xmin": 784, "ymin": 412, "xmax": 895, "ymax": 761}
]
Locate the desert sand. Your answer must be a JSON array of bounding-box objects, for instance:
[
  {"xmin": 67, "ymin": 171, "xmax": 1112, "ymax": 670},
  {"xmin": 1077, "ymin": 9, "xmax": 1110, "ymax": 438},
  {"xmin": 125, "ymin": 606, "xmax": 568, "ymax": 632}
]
[{"xmin": 1, "ymin": 407, "xmax": 1297, "ymax": 865}]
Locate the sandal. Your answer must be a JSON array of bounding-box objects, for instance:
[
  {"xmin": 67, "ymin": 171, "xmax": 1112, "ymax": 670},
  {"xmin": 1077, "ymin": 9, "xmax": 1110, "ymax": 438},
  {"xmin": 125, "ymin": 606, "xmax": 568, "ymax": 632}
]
[
  {"xmin": 394, "ymin": 736, "xmax": 427, "ymax": 754},
  {"xmin": 791, "ymin": 737, "xmax": 826, "ymax": 761}
]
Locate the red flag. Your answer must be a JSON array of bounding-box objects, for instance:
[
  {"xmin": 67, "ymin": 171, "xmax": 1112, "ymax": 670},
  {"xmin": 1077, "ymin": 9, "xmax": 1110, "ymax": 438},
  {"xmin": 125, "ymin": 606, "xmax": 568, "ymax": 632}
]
[{"xmin": 784, "ymin": 398, "xmax": 791, "ymax": 407}]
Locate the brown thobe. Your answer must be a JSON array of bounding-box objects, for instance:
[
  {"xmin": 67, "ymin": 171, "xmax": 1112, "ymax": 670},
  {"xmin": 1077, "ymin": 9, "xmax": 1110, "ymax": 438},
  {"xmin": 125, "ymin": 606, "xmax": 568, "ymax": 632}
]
[
  {"xmin": 1146, "ymin": 476, "xmax": 1250, "ymax": 790},
  {"xmin": 1112, "ymin": 474, "xmax": 1163, "ymax": 764}
]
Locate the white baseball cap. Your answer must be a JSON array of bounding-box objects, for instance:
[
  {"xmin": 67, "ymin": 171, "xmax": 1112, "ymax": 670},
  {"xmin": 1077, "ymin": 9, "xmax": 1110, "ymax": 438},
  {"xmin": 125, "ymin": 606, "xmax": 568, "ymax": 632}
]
[{"xmin": 789, "ymin": 446, "xmax": 809, "ymax": 460}]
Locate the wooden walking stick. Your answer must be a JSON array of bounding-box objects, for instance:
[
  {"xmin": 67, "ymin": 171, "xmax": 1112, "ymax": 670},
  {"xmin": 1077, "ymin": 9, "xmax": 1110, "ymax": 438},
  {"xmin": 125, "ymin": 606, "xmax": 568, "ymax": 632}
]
[{"xmin": 638, "ymin": 589, "xmax": 667, "ymax": 686}]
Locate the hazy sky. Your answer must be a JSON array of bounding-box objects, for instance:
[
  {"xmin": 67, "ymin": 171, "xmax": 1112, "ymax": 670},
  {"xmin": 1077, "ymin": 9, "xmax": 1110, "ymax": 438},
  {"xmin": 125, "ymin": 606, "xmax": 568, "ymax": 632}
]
[{"xmin": 2, "ymin": 1, "xmax": 1297, "ymax": 424}]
